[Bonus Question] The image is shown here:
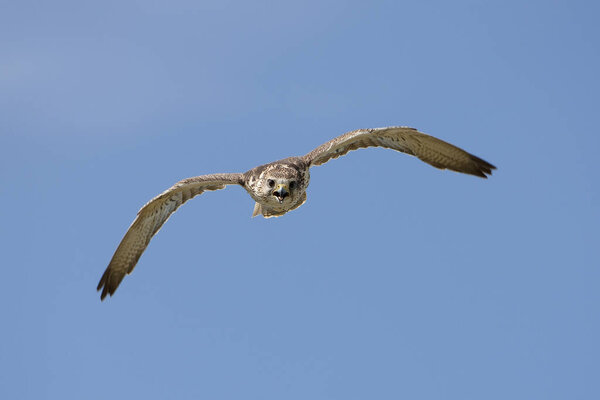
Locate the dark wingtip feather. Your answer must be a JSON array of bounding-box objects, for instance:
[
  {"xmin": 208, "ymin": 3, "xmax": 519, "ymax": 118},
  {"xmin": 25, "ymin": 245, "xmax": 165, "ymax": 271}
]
[
  {"xmin": 469, "ymin": 154, "xmax": 496, "ymax": 178},
  {"xmin": 97, "ymin": 267, "xmax": 125, "ymax": 301},
  {"xmin": 97, "ymin": 270, "xmax": 109, "ymax": 301}
]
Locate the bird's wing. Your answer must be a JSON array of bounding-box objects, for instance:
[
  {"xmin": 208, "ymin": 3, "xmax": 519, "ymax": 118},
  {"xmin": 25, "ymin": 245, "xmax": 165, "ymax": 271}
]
[
  {"xmin": 302, "ymin": 126, "xmax": 495, "ymax": 178},
  {"xmin": 97, "ymin": 173, "xmax": 243, "ymax": 300}
]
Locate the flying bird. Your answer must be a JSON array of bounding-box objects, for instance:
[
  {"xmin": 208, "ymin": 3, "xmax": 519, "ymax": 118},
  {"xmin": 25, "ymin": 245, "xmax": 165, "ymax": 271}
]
[{"xmin": 98, "ymin": 126, "xmax": 496, "ymax": 300}]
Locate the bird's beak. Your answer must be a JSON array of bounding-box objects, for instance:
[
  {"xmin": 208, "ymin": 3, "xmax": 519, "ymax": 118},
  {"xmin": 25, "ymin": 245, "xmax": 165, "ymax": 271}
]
[{"xmin": 273, "ymin": 184, "xmax": 289, "ymax": 203}]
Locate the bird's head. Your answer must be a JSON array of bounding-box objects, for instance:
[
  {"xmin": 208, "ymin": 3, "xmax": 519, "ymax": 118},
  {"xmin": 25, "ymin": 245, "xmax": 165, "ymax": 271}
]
[{"xmin": 253, "ymin": 163, "xmax": 306, "ymax": 208}]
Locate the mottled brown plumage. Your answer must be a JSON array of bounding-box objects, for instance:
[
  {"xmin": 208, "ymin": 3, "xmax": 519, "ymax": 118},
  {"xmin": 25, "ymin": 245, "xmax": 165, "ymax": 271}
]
[{"xmin": 98, "ymin": 126, "xmax": 495, "ymax": 300}]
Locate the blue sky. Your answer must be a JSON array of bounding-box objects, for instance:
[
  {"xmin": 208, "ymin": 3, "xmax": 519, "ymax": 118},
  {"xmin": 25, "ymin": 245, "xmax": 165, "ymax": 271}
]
[{"xmin": 1, "ymin": 1, "xmax": 598, "ymax": 399}]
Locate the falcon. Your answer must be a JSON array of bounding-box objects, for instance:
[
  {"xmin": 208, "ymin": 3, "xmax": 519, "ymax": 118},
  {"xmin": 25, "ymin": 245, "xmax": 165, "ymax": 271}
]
[{"xmin": 98, "ymin": 126, "xmax": 496, "ymax": 300}]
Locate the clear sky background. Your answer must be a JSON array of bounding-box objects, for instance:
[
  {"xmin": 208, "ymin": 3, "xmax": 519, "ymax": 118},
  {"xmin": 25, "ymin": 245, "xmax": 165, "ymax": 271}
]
[{"xmin": 1, "ymin": 1, "xmax": 598, "ymax": 399}]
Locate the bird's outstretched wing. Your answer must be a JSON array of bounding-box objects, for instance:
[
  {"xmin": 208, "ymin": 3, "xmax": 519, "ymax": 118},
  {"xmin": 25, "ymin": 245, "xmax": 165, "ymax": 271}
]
[
  {"xmin": 97, "ymin": 173, "xmax": 243, "ymax": 300},
  {"xmin": 302, "ymin": 126, "xmax": 495, "ymax": 178}
]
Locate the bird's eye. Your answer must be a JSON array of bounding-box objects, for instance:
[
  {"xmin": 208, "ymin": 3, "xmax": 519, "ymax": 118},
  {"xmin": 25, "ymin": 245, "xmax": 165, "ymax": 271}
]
[
  {"xmin": 267, "ymin": 179, "xmax": 275, "ymax": 188},
  {"xmin": 289, "ymin": 181, "xmax": 296, "ymax": 189}
]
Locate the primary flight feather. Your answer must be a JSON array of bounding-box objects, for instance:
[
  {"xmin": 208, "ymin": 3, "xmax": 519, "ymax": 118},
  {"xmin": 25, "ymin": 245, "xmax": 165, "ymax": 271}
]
[{"xmin": 98, "ymin": 126, "xmax": 496, "ymax": 300}]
